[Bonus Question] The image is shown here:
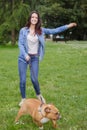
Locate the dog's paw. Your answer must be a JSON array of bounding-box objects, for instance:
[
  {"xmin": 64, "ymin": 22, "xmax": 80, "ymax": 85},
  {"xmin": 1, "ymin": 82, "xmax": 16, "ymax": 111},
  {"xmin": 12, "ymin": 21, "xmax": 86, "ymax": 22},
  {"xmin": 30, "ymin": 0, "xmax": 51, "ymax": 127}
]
[
  {"xmin": 15, "ymin": 121, "xmax": 24, "ymax": 125},
  {"xmin": 39, "ymin": 126, "xmax": 43, "ymax": 130},
  {"xmin": 15, "ymin": 121, "xmax": 20, "ymax": 125}
]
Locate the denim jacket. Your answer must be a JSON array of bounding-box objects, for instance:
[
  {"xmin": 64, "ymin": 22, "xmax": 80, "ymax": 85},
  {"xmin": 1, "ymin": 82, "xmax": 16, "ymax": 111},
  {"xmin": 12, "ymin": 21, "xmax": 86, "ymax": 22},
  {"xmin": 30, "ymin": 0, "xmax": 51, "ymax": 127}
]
[{"xmin": 18, "ymin": 25, "xmax": 68, "ymax": 62}]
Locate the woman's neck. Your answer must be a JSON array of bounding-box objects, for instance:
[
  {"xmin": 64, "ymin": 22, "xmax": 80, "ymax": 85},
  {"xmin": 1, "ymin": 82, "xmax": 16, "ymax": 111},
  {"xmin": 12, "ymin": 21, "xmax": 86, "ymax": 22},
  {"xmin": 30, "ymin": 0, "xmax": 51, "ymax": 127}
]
[
  {"xmin": 29, "ymin": 25, "xmax": 35, "ymax": 35},
  {"xmin": 30, "ymin": 24, "xmax": 35, "ymax": 30}
]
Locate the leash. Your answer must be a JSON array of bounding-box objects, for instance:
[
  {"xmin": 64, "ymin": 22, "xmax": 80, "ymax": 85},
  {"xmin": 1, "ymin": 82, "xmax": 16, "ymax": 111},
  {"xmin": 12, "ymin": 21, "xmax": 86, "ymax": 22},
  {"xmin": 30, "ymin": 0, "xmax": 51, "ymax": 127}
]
[{"xmin": 38, "ymin": 103, "xmax": 45, "ymax": 116}]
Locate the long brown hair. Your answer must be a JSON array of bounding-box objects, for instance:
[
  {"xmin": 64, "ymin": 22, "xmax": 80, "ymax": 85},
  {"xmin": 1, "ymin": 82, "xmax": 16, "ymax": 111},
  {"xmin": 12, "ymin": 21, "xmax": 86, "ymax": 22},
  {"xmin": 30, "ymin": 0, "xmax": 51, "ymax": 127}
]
[{"xmin": 25, "ymin": 11, "xmax": 42, "ymax": 35}]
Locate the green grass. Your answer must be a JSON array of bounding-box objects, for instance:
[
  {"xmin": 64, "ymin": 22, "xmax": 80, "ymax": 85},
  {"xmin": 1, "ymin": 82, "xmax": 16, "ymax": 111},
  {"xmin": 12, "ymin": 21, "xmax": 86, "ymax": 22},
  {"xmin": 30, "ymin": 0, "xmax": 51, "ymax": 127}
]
[{"xmin": 0, "ymin": 41, "xmax": 87, "ymax": 130}]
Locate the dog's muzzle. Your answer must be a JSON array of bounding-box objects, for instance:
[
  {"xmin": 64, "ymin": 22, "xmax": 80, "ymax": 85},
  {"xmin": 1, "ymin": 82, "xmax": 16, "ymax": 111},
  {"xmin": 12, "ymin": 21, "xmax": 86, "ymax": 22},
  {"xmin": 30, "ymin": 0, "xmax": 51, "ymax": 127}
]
[{"xmin": 58, "ymin": 113, "xmax": 62, "ymax": 120}]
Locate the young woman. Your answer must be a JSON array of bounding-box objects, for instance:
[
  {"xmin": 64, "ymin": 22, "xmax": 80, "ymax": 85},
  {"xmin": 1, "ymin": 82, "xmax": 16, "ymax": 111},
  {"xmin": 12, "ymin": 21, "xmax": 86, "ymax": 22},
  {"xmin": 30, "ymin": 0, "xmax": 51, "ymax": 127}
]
[{"xmin": 18, "ymin": 10, "xmax": 77, "ymax": 106}]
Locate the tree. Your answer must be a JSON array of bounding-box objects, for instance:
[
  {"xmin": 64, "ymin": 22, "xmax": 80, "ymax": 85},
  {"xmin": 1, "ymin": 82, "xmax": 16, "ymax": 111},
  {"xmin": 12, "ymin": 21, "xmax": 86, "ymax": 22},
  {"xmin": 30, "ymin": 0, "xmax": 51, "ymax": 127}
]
[
  {"xmin": 0, "ymin": 0, "xmax": 87, "ymax": 44},
  {"xmin": 0, "ymin": 0, "xmax": 30, "ymax": 45},
  {"xmin": 40, "ymin": 0, "xmax": 87, "ymax": 40}
]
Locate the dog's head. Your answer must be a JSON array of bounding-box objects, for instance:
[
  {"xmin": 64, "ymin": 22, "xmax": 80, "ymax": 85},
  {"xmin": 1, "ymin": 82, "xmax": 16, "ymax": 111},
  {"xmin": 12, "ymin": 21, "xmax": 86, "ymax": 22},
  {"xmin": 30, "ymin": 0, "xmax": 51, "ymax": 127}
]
[{"xmin": 40, "ymin": 104, "xmax": 61, "ymax": 120}]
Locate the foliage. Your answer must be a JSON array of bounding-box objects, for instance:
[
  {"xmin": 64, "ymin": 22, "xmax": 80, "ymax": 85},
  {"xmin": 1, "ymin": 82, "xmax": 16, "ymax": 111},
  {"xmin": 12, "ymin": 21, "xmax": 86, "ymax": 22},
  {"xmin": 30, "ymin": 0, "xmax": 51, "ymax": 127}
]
[
  {"xmin": 0, "ymin": 0, "xmax": 87, "ymax": 44},
  {"xmin": 0, "ymin": 0, "xmax": 30, "ymax": 44},
  {"xmin": 41, "ymin": 0, "xmax": 87, "ymax": 40}
]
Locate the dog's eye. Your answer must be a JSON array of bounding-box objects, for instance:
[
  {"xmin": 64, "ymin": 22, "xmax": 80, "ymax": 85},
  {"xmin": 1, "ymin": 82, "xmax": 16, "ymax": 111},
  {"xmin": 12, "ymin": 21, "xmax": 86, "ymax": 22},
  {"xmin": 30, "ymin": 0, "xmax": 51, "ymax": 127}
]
[{"xmin": 55, "ymin": 112, "xmax": 58, "ymax": 115}]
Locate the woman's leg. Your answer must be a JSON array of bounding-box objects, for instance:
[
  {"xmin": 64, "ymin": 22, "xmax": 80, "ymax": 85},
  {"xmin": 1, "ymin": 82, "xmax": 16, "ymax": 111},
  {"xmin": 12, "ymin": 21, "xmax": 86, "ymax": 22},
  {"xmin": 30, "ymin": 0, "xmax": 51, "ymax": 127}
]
[
  {"xmin": 29, "ymin": 56, "xmax": 46, "ymax": 103},
  {"xmin": 30, "ymin": 56, "xmax": 40, "ymax": 95},
  {"xmin": 18, "ymin": 60, "xmax": 27, "ymax": 98}
]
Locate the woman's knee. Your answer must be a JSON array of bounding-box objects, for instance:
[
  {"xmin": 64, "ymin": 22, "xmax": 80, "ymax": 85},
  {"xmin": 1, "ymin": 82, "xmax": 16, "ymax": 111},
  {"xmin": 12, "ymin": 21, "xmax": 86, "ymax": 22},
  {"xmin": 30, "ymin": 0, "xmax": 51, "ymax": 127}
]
[{"xmin": 31, "ymin": 76, "xmax": 38, "ymax": 85}]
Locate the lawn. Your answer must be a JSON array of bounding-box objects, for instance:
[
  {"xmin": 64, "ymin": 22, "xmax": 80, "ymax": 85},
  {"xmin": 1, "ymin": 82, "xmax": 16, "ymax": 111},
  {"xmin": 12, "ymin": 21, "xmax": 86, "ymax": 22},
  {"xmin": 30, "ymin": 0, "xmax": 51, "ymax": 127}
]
[{"xmin": 0, "ymin": 41, "xmax": 87, "ymax": 130}]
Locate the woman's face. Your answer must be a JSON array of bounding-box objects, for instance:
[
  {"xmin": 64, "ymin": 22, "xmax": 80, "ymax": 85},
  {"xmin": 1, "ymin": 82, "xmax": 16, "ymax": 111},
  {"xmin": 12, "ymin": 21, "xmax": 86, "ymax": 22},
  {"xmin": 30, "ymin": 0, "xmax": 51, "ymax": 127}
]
[{"xmin": 30, "ymin": 13, "xmax": 38, "ymax": 25}]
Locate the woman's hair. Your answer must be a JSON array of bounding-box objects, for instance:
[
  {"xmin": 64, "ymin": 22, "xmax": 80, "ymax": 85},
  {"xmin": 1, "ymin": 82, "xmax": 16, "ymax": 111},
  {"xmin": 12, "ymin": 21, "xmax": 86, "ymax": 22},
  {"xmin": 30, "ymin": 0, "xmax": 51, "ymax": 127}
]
[{"xmin": 25, "ymin": 11, "xmax": 42, "ymax": 35}]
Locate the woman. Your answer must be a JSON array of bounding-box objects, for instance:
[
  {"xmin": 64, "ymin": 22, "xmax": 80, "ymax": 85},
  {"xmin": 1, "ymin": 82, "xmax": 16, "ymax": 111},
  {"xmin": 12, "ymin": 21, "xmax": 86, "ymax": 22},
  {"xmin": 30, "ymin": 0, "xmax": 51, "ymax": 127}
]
[{"xmin": 18, "ymin": 10, "xmax": 77, "ymax": 106}]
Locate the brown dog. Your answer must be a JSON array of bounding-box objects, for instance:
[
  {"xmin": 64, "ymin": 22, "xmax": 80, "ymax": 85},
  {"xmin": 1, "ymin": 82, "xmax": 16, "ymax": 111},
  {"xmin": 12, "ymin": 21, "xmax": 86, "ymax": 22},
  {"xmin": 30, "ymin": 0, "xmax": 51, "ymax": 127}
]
[{"xmin": 15, "ymin": 98, "xmax": 61, "ymax": 129}]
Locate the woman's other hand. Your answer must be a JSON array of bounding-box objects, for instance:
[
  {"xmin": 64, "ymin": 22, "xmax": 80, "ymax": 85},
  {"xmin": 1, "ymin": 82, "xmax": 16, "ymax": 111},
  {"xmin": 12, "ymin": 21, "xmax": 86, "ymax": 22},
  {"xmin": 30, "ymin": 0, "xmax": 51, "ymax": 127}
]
[{"xmin": 68, "ymin": 23, "xmax": 77, "ymax": 28}]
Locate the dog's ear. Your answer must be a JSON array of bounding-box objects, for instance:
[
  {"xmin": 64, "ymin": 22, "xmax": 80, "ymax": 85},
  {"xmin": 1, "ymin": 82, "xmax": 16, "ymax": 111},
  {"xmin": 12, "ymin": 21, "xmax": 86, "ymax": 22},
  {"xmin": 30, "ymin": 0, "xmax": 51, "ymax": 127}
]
[
  {"xmin": 44, "ymin": 107, "xmax": 51, "ymax": 113},
  {"xmin": 41, "ymin": 105, "xmax": 51, "ymax": 116}
]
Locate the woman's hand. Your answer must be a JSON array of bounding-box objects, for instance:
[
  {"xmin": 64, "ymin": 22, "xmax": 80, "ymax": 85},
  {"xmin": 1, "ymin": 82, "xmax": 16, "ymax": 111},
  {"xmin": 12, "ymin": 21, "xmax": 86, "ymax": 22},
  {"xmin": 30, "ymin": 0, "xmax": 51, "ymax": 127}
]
[
  {"xmin": 25, "ymin": 55, "xmax": 30, "ymax": 61},
  {"xmin": 67, "ymin": 23, "xmax": 77, "ymax": 28}
]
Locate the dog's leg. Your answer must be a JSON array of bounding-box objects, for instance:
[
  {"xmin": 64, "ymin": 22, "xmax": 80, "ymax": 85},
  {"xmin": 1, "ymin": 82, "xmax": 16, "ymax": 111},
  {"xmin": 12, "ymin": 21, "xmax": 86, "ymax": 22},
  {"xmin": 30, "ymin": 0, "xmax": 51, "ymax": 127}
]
[
  {"xmin": 15, "ymin": 109, "xmax": 26, "ymax": 123},
  {"xmin": 52, "ymin": 120, "xmax": 58, "ymax": 128},
  {"xmin": 39, "ymin": 126, "xmax": 43, "ymax": 130},
  {"xmin": 15, "ymin": 104, "xmax": 28, "ymax": 123},
  {"xmin": 33, "ymin": 119, "xmax": 44, "ymax": 130}
]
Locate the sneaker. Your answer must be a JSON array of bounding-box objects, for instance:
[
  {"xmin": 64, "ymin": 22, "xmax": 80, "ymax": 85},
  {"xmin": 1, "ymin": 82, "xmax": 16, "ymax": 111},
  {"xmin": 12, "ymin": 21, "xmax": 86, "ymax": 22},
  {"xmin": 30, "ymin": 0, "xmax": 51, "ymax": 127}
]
[
  {"xmin": 19, "ymin": 98, "xmax": 26, "ymax": 107},
  {"xmin": 37, "ymin": 94, "xmax": 46, "ymax": 104}
]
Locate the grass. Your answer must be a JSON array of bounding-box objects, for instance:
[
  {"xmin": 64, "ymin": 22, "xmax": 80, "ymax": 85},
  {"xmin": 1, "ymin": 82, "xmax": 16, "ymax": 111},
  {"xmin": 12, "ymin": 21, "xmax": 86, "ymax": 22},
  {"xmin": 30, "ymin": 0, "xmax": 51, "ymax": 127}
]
[{"xmin": 0, "ymin": 41, "xmax": 87, "ymax": 130}]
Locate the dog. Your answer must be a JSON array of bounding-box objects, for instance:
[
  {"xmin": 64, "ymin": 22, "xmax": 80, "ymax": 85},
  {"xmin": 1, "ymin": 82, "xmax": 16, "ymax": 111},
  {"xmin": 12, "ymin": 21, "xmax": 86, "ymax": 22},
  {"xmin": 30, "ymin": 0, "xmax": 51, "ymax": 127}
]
[{"xmin": 15, "ymin": 98, "xmax": 61, "ymax": 129}]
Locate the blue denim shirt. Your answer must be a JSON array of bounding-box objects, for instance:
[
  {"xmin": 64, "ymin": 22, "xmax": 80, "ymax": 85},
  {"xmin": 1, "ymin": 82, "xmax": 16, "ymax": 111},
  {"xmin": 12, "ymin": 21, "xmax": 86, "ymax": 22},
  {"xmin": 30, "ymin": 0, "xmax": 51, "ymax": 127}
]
[{"xmin": 18, "ymin": 25, "xmax": 68, "ymax": 62}]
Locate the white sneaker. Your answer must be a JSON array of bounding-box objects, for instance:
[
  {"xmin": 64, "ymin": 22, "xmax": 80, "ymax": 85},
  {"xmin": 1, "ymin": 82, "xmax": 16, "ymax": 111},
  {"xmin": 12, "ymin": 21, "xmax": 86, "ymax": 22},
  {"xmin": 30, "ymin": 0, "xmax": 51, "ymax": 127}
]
[
  {"xmin": 37, "ymin": 94, "xmax": 46, "ymax": 104},
  {"xmin": 19, "ymin": 98, "xmax": 26, "ymax": 107}
]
